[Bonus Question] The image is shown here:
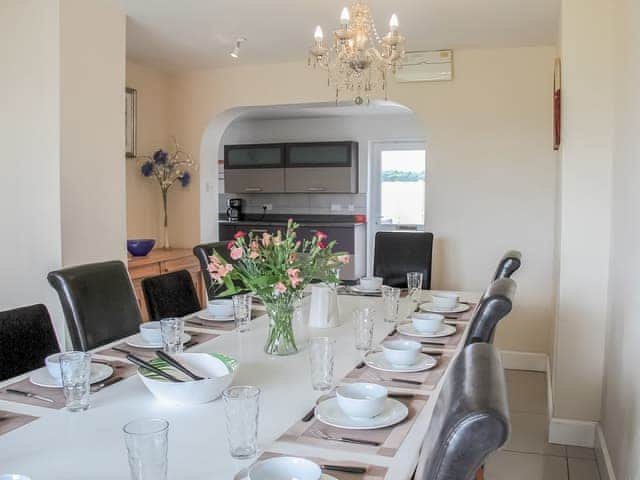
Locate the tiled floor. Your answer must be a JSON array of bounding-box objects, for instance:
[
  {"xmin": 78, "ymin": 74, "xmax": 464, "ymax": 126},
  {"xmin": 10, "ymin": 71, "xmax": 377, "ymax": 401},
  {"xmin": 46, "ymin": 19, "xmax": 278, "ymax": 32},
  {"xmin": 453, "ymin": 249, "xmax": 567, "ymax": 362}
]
[{"xmin": 485, "ymin": 370, "xmax": 601, "ymax": 480}]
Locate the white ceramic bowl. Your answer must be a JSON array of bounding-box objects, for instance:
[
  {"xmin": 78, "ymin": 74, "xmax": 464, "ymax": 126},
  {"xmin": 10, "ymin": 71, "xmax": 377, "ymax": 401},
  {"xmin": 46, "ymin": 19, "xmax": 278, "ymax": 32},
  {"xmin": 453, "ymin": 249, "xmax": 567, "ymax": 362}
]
[
  {"xmin": 382, "ymin": 340, "xmax": 422, "ymax": 366},
  {"xmin": 138, "ymin": 352, "xmax": 238, "ymax": 405},
  {"xmin": 359, "ymin": 276, "xmax": 383, "ymax": 290},
  {"xmin": 45, "ymin": 353, "xmax": 63, "ymax": 380},
  {"xmin": 207, "ymin": 299, "xmax": 234, "ymax": 317},
  {"xmin": 431, "ymin": 293, "xmax": 459, "ymax": 310},
  {"xmin": 248, "ymin": 457, "xmax": 322, "ymax": 480},
  {"xmin": 336, "ymin": 383, "xmax": 388, "ymax": 419},
  {"xmin": 139, "ymin": 321, "xmax": 162, "ymax": 345},
  {"xmin": 412, "ymin": 312, "xmax": 445, "ymax": 334}
]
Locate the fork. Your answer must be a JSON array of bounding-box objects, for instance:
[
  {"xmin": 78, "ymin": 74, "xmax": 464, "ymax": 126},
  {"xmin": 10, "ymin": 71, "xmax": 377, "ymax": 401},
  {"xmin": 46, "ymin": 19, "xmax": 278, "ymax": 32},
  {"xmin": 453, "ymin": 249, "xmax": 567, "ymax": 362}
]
[{"xmin": 311, "ymin": 429, "xmax": 381, "ymax": 446}]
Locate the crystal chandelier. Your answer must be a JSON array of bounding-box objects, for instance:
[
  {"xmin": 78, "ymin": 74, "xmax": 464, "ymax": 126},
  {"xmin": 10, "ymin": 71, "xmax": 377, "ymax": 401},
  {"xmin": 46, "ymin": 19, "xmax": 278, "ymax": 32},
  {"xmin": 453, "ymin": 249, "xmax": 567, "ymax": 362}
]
[{"xmin": 308, "ymin": 2, "xmax": 405, "ymax": 104}]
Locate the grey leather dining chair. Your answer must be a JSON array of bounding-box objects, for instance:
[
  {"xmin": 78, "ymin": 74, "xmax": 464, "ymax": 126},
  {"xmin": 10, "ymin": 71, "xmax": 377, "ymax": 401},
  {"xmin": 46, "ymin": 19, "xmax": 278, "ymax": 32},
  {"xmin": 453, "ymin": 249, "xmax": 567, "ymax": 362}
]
[
  {"xmin": 373, "ymin": 231, "xmax": 433, "ymax": 289},
  {"xmin": 47, "ymin": 260, "xmax": 142, "ymax": 351},
  {"xmin": 142, "ymin": 270, "xmax": 201, "ymax": 321},
  {"xmin": 414, "ymin": 342, "xmax": 510, "ymax": 480},
  {"xmin": 493, "ymin": 250, "xmax": 522, "ymax": 280},
  {"xmin": 465, "ymin": 278, "xmax": 517, "ymax": 346},
  {"xmin": 0, "ymin": 304, "xmax": 60, "ymax": 381}
]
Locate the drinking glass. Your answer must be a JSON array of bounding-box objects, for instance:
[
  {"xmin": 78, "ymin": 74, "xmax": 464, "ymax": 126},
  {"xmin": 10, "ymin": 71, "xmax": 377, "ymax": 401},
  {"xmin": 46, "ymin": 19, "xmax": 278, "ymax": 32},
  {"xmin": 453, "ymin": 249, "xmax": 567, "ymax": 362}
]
[
  {"xmin": 381, "ymin": 285, "xmax": 401, "ymax": 323},
  {"xmin": 407, "ymin": 272, "xmax": 423, "ymax": 303},
  {"xmin": 232, "ymin": 294, "xmax": 252, "ymax": 333},
  {"xmin": 160, "ymin": 318, "xmax": 184, "ymax": 353},
  {"xmin": 353, "ymin": 308, "xmax": 376, "ymax": 351},
  {"xmin": 309, "ymin": 337, "xmax": 335, "ymax": 391},
  {"xmin": 223, "ymin": 386, "xmax": 260, "ymax": 459},
  {"xmin": 59, "ymin": 351, "xmax": 91, "ymax": 412},
  {"xmin": 123, "ymin": 418, "xmax": 169, "ymax": 480}
]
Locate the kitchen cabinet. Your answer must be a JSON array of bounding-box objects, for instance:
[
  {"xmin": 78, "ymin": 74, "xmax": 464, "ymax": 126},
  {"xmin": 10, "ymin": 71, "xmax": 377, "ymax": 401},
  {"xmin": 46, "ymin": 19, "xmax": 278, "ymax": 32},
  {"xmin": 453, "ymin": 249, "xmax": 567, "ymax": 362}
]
[
  {"xmin": 285, "ymin": 142, "xmax": 358, "ymax": 193},
  {"xmin": 224, "ymin": 144, "xmax": 285, "ymax": 193}
]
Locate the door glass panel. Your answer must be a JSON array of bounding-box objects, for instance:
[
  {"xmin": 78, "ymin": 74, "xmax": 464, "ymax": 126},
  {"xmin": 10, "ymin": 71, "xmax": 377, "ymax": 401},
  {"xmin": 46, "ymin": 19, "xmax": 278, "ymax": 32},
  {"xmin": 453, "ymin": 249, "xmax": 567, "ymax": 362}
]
[
  {"xmin": 227, "ymin": 146, "xmax": 282, "ymax": 168},
  {"xmin": 380, "ymin": 150, "xmax": 425, "ymax": 225},
  {"xmin": 287, "ymin": 144, "xmax": 350, "ymax": 166}
]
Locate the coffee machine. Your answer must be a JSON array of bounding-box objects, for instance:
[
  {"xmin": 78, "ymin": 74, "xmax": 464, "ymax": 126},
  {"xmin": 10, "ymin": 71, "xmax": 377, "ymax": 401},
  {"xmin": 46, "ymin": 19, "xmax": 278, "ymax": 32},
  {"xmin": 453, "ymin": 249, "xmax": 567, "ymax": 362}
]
[{"xmin": 226, "ymin": 198, "xmax": 243, "ymax": 221}]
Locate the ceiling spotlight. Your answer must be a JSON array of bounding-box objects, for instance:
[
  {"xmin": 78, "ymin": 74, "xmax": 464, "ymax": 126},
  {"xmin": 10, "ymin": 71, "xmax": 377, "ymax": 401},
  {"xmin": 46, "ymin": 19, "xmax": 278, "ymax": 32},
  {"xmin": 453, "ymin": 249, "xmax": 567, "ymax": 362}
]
[{"xmin": 230, "ymin": 37, "xmax": 247, "ymax": 59}]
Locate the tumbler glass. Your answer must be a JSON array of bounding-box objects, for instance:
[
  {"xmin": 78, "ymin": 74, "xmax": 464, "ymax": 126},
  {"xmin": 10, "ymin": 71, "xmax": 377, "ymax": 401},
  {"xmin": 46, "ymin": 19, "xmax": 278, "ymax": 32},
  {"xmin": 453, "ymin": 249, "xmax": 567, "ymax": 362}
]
[
  {"xmin": 160, "ymin": 318, "xmax": 184, "ymax": 354},
  {"xmin": 123, "ymin": 418, "xmax": 169, "ymax": 480},
  {"xmin": 353, "ymin": 308, "xmax": 376, "ymax": 351},
  {"xmin": 232, "ymin": 294, "xmax": 252, "ymax": 333},
  {"xmin": 407, "ymin": 272, "xmax": 424, "ymax": 304},
  {"xmin": 381, "ymin": 285, "xmax": 401, "ymax": 323},
  {"xmin": 59, "ymin": 351, "xmax": 92, "ymax": 412},
  {"xmin": 223, "ymin": 386, "xmax": 260, "ymax": 459},
  {"xmin": 309, "ymin": 337, "xmax": 335, "ymax": 391}
]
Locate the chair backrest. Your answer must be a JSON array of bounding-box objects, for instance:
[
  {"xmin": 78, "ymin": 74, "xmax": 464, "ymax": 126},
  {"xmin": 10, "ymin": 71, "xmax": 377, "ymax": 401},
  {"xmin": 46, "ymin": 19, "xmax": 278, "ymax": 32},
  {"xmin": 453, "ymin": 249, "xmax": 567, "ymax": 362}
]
[
  {"xmin": 193, "ymin": 241, "xmax": 232, "ymax": 297},
  {"xmin": 465, "ymin": 278, "xmax": 517, "ymax": 346},
  {"xmin": 142, "ymin": 270, "xmax": 201, "ymax": 321},
  {"xmin": 373, "ymin": 232, "xmax": 433, "ymax": 289},
  {"xmin": 415, "ymin": 342, "xmax": 510, "ymax": 480},
  {"xmin": 493, "ymin": 250, "xmax": 522, "ymax": 280},
  {"xmin": 0, "ymin": 304, "xmax": 60, "ymax": 381},
  {"xmin": 47, "ymin": 260, "xmax": 142, "ymax": 351}
]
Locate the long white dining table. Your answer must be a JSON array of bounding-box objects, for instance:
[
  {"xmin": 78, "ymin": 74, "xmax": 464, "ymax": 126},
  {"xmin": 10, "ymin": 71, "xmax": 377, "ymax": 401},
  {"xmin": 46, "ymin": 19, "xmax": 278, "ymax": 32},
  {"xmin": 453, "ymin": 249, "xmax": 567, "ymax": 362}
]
[{"xmin": 0, "ymin": 290, "xmax": 480, "ymax": 479}]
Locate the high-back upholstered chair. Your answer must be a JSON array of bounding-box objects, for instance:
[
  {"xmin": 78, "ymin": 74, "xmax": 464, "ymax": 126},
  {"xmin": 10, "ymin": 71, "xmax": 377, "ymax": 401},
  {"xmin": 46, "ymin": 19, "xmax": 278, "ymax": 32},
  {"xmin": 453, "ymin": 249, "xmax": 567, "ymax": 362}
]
[
  {"xmin": 493, "ymin": 250, "xmax": 522, "ymax": 280},
  {"xmin": 142, "ymin": 270, "xmax": 201, "ymax": 321},
  {"xmin": 47, "ymin": 261, "xmax": 142, "ymax": 351},
  {"xmin": 193, "ymin": 241, "xmax": 233, "ymax": 298},
  {"xmin": 0, "ymin": 304, "xmax": 60, "ymax": 381},
  {"xmin": 373, "ymin": 232, "xmax": 433, "ymax": 289},
  {"xmin": 415, "ymin": 342, "xmax": 510, "ymax": 480},
  {"xmin": 465, "ymin": 278, "xmax": 517, "ymax": 346}
]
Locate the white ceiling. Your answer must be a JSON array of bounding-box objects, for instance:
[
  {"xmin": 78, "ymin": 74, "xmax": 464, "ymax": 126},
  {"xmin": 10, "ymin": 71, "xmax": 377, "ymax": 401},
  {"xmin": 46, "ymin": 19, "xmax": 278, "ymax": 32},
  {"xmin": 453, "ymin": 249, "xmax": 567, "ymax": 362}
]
[{"xmin": 118, "ymin": 0, "xmax": 559, "ymax": 72}]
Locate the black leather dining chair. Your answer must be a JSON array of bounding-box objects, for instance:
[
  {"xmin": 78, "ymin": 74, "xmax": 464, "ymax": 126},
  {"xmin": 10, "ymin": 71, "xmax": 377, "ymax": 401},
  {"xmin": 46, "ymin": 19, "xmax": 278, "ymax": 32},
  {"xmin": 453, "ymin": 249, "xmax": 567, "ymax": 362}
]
[
  {"xmin": 414, "ymin": 342, "xmax": 510, "ymax": 480},
  {"xmin": 493, "ymin": 250, "xmax": 522, "ymax": 280},
  {"xmin": 465, "ymin": 278, "xmax": 517, "ymax": 346},
  {"xmin": 373, "ymin": 231, "xmax": 433, "ymax": 289},
  {"xmin": 0, "ymin": 304, "xmax": 60, "ymax": 382},
  {"xmin": 47, "ymin": 260, "xmax": 142, "ymax": 351},
  {"xmin": 142, "ymin": 270, "xmax": 201, "ymax": 321}
]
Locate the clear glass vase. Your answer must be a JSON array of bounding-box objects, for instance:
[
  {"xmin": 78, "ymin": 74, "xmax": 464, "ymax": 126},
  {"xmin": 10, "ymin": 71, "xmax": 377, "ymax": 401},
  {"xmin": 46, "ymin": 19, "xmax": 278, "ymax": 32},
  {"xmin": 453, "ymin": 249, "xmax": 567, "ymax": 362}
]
[{"xmin": 261, "ymin": 295, "xmax": 301, "ymax": 356}]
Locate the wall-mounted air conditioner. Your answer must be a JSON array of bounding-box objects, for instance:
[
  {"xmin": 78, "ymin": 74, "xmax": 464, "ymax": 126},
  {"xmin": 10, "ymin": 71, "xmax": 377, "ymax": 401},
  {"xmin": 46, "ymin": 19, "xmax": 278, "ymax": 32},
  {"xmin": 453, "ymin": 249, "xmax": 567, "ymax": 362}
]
[{"xmin": 395, "ymin": 50, "xmax": 453, "ymax": 82}]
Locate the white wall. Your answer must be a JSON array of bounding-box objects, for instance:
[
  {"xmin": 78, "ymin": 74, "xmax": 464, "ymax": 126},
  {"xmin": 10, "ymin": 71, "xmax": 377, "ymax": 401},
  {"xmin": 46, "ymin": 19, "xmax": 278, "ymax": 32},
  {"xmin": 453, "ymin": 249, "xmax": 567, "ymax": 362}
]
[{"xmin": 0, "ymin": 0, "xmax": 63, "ymax": 341}]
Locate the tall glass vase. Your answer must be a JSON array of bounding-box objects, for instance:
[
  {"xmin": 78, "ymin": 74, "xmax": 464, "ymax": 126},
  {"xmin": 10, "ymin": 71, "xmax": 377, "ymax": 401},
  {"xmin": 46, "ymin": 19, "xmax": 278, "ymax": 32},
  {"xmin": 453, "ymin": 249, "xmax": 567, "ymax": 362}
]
[
  {"xmin": 261, "ymin": 294, "xmax": 301, "ymax": 356},
  {"xmin": 161, "ymin": 189, "xmax": 170, "ymax": 249}
]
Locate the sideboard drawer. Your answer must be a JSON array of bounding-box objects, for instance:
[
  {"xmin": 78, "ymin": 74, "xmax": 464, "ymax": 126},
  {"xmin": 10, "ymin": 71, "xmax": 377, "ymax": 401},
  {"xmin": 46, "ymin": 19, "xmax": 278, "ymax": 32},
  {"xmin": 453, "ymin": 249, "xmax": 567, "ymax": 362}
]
[
  {"xmin": 161, "ymin": 256, "xmax": 199, "ymax": 273},
  {"xmin": 129, "ymin": 263, "xmax": 161, "ymax": 280}
]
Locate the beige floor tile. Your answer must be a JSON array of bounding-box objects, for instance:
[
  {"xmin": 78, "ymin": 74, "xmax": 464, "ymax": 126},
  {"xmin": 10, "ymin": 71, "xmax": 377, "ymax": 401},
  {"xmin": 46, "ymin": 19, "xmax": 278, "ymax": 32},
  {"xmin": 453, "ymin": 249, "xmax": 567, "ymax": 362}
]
[
  {"xmin": 504, "ymin": 412, "xmax": 567, "ymax": 457},
  {"xmin": 568, "ymin": 458, "xmax": 600, "ymax": 480},
  {"xmin": 505, "ymin": 369, "xmax": 548, "ymax": 414},
  {"xmin": 566, "ymin": 446, "xmax": 596, "ymax": 459},
  {"xmin": 486, "ymin": 450, "xmax": 568, "ymax": 480}
]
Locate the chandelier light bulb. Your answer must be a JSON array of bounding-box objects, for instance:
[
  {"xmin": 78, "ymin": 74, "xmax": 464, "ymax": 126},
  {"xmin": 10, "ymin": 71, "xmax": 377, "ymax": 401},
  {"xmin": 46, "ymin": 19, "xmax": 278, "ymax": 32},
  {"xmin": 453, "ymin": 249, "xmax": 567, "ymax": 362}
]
[
  {"xmin": 340, "ymin": 7, "xmax": 350, "ymax": 25},
  {"xmin": 230, "ymin": 37, "xmax": 246, "ymax": 59},
  {"xmin": 389, "ymin": 13, "xmax": 399, "ymax": 32},
  {"xmin": 314, "ymin": 25, "xmax": 324, "ymax": 43}
]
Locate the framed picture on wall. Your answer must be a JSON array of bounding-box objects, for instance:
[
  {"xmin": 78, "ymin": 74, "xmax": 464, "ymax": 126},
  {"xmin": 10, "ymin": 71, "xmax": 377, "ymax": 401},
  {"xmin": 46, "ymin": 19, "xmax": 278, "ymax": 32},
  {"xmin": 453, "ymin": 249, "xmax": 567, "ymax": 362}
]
[{"xmin": 125, "ymin": 87, "xmax": 137, "ymax": 158}]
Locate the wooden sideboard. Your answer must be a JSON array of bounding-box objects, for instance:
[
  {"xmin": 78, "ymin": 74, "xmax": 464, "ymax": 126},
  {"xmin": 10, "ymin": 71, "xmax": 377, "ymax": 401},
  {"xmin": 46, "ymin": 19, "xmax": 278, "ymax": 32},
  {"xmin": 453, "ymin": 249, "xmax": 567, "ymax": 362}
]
[{"xmin": 127, "ymin": 248, "xmax": 206, "ymax": 321}]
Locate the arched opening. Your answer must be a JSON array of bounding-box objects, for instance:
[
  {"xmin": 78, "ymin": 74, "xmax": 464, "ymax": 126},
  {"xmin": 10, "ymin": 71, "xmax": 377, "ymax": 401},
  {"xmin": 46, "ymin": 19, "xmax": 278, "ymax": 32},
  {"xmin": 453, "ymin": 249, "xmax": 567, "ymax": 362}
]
[{"xmin": 199, "ymin": 100, "xmax": 426, "ymax": 276}]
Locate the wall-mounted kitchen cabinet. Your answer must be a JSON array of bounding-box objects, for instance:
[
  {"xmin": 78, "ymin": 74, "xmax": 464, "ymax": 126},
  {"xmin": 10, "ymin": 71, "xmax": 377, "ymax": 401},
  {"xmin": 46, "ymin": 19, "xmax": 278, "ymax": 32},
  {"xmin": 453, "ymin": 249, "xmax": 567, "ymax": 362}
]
[{"xmin": 223, "ymin": 141, "xmax": 358, "ymax": 194}]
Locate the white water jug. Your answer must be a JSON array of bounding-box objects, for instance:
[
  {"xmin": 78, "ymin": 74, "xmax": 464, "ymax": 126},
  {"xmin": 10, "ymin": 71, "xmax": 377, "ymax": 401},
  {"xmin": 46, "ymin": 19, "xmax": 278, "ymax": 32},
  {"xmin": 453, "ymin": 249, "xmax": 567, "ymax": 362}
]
[{"xmin": 309, "ymin": 284, "xmax": 340, "ymax": 328}]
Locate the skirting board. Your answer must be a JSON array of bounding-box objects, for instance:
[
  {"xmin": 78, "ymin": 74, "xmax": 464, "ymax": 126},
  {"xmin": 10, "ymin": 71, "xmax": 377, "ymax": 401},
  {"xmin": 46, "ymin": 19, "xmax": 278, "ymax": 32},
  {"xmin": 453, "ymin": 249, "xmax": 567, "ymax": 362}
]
[
  {"xmin": 549, "ymin": 417, "xmax": 597, "ymax": 447},
  {"xmin": 499, "ymin": 350, "xmax": 548, "ymax": 372},
  {"xmin": 595, "ymin": 424, "xmax": 616, "ymax": 480}
]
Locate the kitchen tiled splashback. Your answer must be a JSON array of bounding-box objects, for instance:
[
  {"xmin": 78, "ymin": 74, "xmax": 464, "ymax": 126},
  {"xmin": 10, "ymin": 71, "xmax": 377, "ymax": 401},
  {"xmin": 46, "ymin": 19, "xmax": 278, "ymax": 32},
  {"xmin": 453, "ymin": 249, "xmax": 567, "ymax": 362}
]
[{"xmin": 219, "ymin": 193, "xmax": 367, "ymax": 215}]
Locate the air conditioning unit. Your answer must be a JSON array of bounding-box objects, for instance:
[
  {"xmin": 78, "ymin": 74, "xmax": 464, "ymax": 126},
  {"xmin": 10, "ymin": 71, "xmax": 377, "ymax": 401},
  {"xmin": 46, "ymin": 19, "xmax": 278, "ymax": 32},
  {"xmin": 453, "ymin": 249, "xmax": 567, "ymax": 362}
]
[{"xmin": 395, "ymin": 50, "xmax": 453, "ymax": 82}]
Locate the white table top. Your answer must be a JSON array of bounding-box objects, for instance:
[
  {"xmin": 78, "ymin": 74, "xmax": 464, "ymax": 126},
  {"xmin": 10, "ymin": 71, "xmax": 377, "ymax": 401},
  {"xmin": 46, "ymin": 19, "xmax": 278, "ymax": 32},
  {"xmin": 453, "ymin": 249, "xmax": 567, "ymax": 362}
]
[{"xmin": 0, "ymin": 290, "xmax": 480, "ymax": 479}]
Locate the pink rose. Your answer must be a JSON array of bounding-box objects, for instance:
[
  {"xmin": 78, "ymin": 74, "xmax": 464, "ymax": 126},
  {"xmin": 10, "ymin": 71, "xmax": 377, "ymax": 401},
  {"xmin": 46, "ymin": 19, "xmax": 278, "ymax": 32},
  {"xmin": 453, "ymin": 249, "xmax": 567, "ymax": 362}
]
[
  {"xmin": 230, "ymin": 247, "xmax": 243, "ymax": 260},
  {"xmin": 315, "ymin": 230, "xmax": 328, "ymax": 241},
  {"xmin": 233, "ymin": 230, "xmax": 247, "ymax": 240},
  {"xmin": 287, "ymin": 268, "xmax": 303, "ymax": 288},
  {"xmin": 337, "ymin": 254, "xmax": 350, "ymax": 264},
  {"xmin": 274, "ymin": 282, "xmax": 287, "ymax": 295},
  {"xmin": 226, "ymin": 240, "xmax": 235, "ymax": 250},
  {"xmin": 318, "ymin": 241, "xmax": 326, "ymax": 250}
]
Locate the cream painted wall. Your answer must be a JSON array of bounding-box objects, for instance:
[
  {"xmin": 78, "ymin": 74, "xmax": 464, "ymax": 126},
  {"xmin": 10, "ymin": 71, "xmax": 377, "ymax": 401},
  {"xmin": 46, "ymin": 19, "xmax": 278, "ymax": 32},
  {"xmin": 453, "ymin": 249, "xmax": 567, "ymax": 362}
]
[
  {"xmin": 0, "ymin": 0, "xmax": 63, "ymax": 341},
  {"xmin": 125, "ymin": 61, "xmax": 171, "ymax": 242},
  {"xmin": 60, "ymin": 0, "xmax": 126, "ymax": 266},
  {"xmin": 553, "ymin": 0, "xmax": 614, "ymax": 422},
  {"xmin": 169, "ymin": 46, "xmax": 558, "ymax": 355},
  {"xmin": 600, "ymin": 0, "xmax": 640, "ymax": 477}
]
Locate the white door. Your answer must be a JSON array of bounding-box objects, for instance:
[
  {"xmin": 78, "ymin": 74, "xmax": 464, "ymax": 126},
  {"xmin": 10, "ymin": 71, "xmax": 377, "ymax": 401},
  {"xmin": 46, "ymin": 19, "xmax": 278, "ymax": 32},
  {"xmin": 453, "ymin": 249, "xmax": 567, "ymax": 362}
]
[{"xmin": 368, "ymin": 141, "xmax": 427, "ymax": 274}]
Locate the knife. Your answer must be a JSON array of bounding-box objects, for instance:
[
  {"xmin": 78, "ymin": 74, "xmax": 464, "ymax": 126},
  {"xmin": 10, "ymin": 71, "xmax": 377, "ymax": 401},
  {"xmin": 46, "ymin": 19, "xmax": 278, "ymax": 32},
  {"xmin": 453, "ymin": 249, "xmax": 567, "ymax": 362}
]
[
  {"xmin": 321, "ymin": 464, "xmax": 368, "ymax": 474},
  {"xmin": 6, "ymin": 388, "xmax": 55, "ymax": 404}
]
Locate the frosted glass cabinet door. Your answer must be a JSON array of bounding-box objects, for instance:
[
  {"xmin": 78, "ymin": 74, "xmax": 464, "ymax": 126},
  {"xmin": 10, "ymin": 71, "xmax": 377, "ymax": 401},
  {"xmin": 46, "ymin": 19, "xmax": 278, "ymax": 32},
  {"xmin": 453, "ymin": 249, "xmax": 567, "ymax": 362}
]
[{"xmin": 284, "ymin": 142, "xmax": 358, "ymax": 193}]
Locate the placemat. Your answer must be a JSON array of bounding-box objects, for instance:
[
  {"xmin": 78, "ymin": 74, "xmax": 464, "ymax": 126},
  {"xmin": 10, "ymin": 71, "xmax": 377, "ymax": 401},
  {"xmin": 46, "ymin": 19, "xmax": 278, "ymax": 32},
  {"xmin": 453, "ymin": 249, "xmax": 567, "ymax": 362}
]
[
  {"xmin": 96, "ymin": 331, "xmax": 220, "ymax": 360},
  {"xmin": 0, "ymin": 410, "xmax": 38, "ymax": 437},
  {"xmin": 235, "ymin": 451, "xmax": 389, "ymax": 480},
  {"xmin": 343, "ymin": 354, "xmax": 452, "ymax": 392},
  {"xmin": 388, "ymin": 322, "xmax": 468, "ymax": 351},
  {"xmin": 279, "ymin": 394, "xmax": 429, "ymax": 458},
  {"xmin": 184, "ymin": 308, "xmax": 265, "ymax": 332}
]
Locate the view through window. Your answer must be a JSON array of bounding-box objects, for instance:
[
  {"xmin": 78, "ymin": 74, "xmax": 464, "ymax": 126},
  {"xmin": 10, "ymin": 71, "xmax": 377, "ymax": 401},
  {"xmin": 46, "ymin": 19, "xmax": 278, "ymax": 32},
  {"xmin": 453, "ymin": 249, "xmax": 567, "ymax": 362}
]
[{"xmin": 380, "ymin": 149, "xmax": 426, "ymax": 226}]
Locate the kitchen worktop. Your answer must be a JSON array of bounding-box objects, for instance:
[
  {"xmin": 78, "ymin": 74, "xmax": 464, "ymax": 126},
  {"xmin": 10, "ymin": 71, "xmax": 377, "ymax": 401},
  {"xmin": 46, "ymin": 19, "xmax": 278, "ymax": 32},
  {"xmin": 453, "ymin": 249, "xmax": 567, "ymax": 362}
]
[{"xmin": 218, "ymin": 213, "xmax": 365, "ymax": 227}]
